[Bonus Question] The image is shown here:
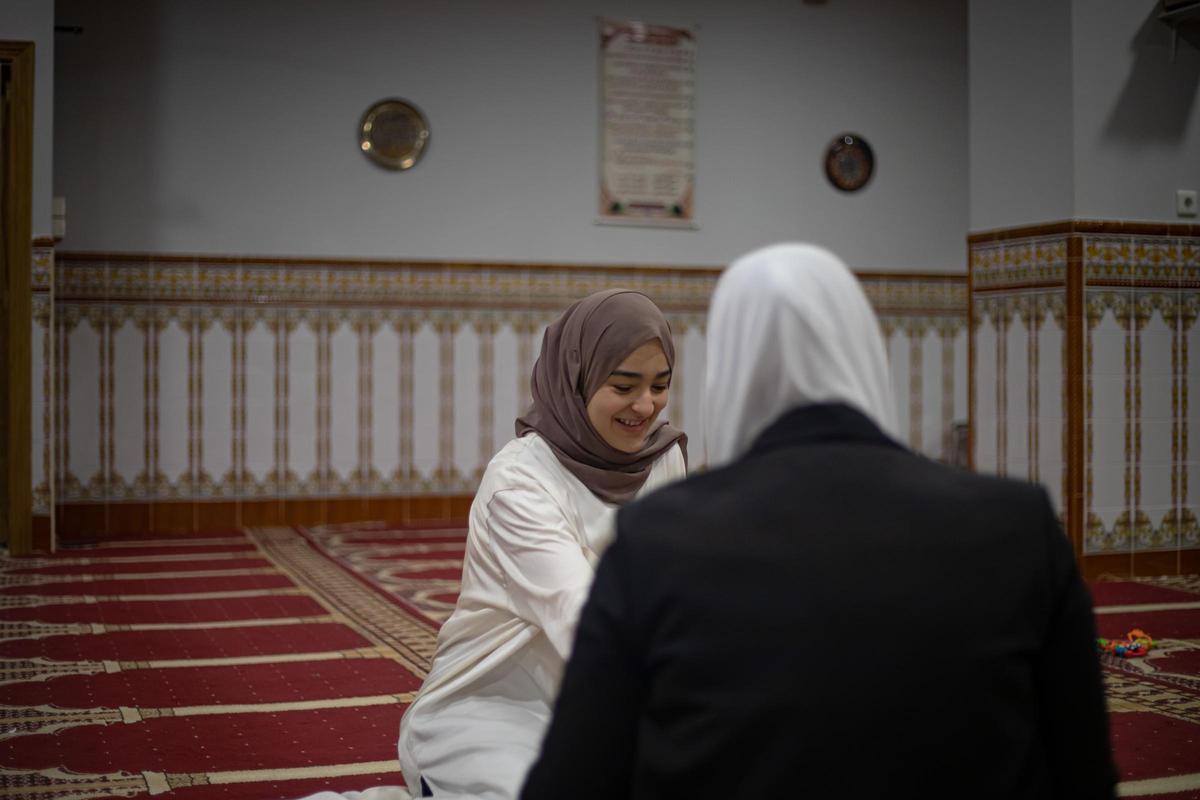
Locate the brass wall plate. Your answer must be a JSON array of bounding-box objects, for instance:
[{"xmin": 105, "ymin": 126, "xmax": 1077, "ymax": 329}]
[{"xmin": 359, "ymin": 98, "xmax": 430, "ymax": 170}]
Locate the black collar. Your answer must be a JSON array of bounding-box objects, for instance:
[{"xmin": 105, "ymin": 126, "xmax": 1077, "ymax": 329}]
[{"xmin": 745, "ymin": 403, "xmax": 904, "ymax": 460}]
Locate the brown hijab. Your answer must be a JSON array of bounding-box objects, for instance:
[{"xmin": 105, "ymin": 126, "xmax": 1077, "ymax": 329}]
[{"xmin": 515, "ymin": 289, "xmax": 687, "ymax": 504}]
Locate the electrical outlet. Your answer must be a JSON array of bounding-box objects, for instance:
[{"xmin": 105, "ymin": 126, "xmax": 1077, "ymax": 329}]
[
  {"xmin": 52, "ymin": 196, "xmax": 66, "ymax": 238},
  {"xmin": 1179, "ymin": 189, "xmax": 1198, "ymax": 218}
]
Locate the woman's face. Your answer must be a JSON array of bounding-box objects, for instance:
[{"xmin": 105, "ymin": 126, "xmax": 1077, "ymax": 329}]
[{"xmin": 586, "ymin": 341, "xmax": 671, "ymax": 453}]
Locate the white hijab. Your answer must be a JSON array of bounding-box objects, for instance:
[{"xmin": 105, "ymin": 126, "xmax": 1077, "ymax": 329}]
[{"xmin": 703, "ymin": 243, "xmax": 899, "ymax": 468}]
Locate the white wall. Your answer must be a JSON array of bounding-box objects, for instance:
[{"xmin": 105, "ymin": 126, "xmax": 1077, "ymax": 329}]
[
  {"xmin": 1071, "ymin": 0, "xmax": 1200, "ymax": 222},
  {"xmin": 52, "ymin": 0, "xmax": 968, "ymax": 271},
  {"xmin": 968, "ymin": 0, "xmax": 1074, "ymax": 231},
  {"xmin": 1, "ymin": 0, "xmax": 54, "ymax": 238},
  {"xmin": 970, "ymin": 0, "xmax": 1200, "ymax": 230}
]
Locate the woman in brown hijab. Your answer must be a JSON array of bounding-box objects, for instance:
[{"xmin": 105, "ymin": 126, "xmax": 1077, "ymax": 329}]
[{"xmin": 398, "ymin": 290, "xmax": 687, "ymax": 799}]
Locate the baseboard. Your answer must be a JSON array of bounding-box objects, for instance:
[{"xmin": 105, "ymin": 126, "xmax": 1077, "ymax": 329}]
[
  {"xmin": 1081, "ymin": 549, "xmax": 1200, "ymax": 581},
  {"xmin": 39, "ymin": 496, "xmax": 473, "ymax": 544}
]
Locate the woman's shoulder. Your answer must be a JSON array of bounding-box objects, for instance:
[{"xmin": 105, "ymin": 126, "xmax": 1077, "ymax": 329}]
[
  {"xmin": 477, "ymin": 434, "xmax": 563, "ymax": 495},
  {"xmin": 648, "ymin": 441, "xmax": 686, "ymax": 479}
]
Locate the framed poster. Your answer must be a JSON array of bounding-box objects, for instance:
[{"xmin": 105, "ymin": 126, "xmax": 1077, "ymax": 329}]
[{"xmin": 598, "ymin": 19, "xmax": 696, "ymax": 228}]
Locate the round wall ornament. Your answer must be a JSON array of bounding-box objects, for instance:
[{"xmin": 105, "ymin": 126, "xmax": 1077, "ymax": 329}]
[
  {"xmin": 359, "ymin": 98, "xmax": 430, "ymax": 170},
  {"xmin": 823, "ymin": 133, "xmax": 874, "ymax": 192}
]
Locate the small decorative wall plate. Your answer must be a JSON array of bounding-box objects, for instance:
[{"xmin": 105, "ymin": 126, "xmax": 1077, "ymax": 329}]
[
  {"xmin": 359, "ymin": 99, "xmax": 430, "ymax": 170},
  {"xmin": 823, "ymin": 133, "xmax": 874, "ymax": 192}
]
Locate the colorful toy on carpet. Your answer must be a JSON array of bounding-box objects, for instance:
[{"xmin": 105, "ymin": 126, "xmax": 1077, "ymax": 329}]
[{"xmin": 1097, "ymin": 628, "xmax": 1153, "ymax": 658}]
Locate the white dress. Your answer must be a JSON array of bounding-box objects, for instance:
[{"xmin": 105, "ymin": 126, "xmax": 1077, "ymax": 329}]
[{"xmin": 397, "ymin": 433, "xmax": 686, "ymax": 799}]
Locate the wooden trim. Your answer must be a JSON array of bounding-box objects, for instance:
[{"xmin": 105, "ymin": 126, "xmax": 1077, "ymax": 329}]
[
  {"xmin": 55, "ymin": 250, "xmax": 968, "ymax": 282},
  {"xmin": 968, "ymin": 219, "xmax": 1200, "ymax": 244},
  {"xmin": 966, "ymin": 240, "xmax": 975, "ymax": 470},
  {"xmin": 972, "ymin": 281, "xmax": 1068, "ymax": 294},
  {"xmin": 47, "ymin": 496, "xmax": 473, "ymax": 543},
  {"xmin": 854, "ymin": 271, "xmax": 966, "ymax": 282},
  {"xmin": 1065, "ymin": 236, "xmax": 1085, "ymax": 561},
  {"xmin": 1, "ymin": 42, "xmax": 35, "ymax": 556},
  {"xmin": 57, "ymin": 250, "xmax": 726, "ymax": 276},
  {"xmin": 1081, "ymin": 549, "xmax": 1200, "ymax": 581}
]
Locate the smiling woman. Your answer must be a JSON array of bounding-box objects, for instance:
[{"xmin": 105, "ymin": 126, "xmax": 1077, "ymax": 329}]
[
  {"xmin": 393, "ymin": 289, "xmax": 688, "ymax": 800},
  {"xmin": 586, "ymin": 342, "xmax": 672, "ymax": 453}
]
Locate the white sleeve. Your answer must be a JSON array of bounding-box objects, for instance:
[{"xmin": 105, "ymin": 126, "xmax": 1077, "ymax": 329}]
[{"xmin": 484, "ymin": 486, "xmax": 594, "ymax": 661}]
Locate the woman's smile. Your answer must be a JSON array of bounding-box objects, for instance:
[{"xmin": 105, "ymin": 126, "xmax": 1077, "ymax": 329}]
[{"xmin": 587, "ymin": 341, "xmax": 671, "ymax": 452}]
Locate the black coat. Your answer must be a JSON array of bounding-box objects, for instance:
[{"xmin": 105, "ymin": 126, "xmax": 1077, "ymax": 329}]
[{"xmin": 523, "ymin": 404, "xmax": 1116, "ymax": 799}]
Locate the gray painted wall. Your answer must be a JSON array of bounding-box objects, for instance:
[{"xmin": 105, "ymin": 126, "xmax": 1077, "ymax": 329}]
[
  {"xmin": 1072, "ymin": 0, "xmax": 1200, "ymax": 222},
  {"xmin": 1, "ymin": 0, "xmax": 54, "ymax": 238},
  {"xmin": 968, "ymin": 0, "xmax": 1074, "ymax": 231},
  {"xmin": 52, "ymin": 0, "xmax": 968, "ymax": 270},
  {"xmin": 970, "ymin": 0, "xmax": 1200, "ymax": 231}
]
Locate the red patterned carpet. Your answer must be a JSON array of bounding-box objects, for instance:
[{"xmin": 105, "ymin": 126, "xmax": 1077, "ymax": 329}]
[
  {"xmin": 1, "ymin": 523, "xmax": 1198, "ymax": 798},
  {"xmin": 0, "ymin": 525, "xmax": 445, "ymax": 800}
]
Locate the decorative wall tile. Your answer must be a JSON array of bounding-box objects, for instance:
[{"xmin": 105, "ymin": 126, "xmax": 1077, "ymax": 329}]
[
  {"xmin": 973, "ymin": 304, "xmax": 999, "ymax": 476},
  {"xmin": 972, "ymin": 231, "xmax": 1199, "ymax": 558},
  {"xmin": 971, "ymin": 237, "xmax": 1066, "ymax": 290},
  {"xmin": 200, "ymin": 320, "xmax": 234, "ymax": 495},
  {"xmin": 41, "ymin": 255, "xmax": 968, "ymax": 509}
]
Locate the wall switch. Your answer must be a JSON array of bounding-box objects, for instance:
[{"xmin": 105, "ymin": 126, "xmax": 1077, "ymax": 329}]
[
  {"xmin": 52, "ymin": 195, "xmax": 66, "ymax": 238},
  {"xmin": 1179, "ymin": 189, "xmax": 1198, "ymax": 218}
]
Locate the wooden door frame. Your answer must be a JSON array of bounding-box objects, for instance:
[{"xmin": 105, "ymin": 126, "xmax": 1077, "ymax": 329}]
[{"xmin": 1, "ymin": 41, "xmax": 34, "ymax": 556}]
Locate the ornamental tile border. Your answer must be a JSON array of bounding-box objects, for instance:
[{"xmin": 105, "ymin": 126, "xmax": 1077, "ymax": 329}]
[{"xmin": 53, "ymin": 255, "xmax": 967, "ymax": 320}]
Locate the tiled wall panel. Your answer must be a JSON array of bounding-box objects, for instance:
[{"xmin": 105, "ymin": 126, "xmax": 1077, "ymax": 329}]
[
  {"xmin": 112, "ymin": 315, "xmax": 146, "ymax": 496},
  {"xmin": 329, "ymin": 318, "xmax": 359, "ymax": 491},
  {"xmin": 200, "ymin": 320, "xmax": 234, "ymax": 493},
  {"xmin": 492, "ymin": 324, "xmax": 521, "ymax": 463},
  {"xmin": 970, "ymin": 235, "xmax": 1070, "ymax": 515},
  {"xmin": 1005, "ymin": 312, "xmax": 1030, "ymax": 482},
  {"xmin": 972, "ymin": 229, "xmax": 1200, "ymax": 561},
  {"xmin": 411, "ymin": 321, "xmax": 440, "ymax": 486},
  {"xmin": 31, "ymin": 247, "xmax": 53, "ymax": 514},
  {"xmin": 919, "ymin": 329, "xmax": 942, "ymax": 456},
  {"xmin": 65, "ymin": 317, "xmax": 102, "ymax": 498},
  {"xmin": 371, "ymin": 324, "xmax": 401, "ymax": 482},
  {"xmin": 1081, "ymin": 236, "xmax": 1199, "ymax": 555},
  {"xmin": 39, "ymin": 256, "xmax": 967, "ymax": 526},
  {"xmin": 1036, "ymin": 316, "xmax": 1064, "ymax": 510},
  {"xmin": 243, "ymin": 318, "xmax": 275, "ymax": 491},
  {"xmin": 1087, "ymin": 296, "xmax": 1128, "ymax": 550},
  {"xmin": 680, "ymin": 324, "xmax": 707, "ymax": 463},
  {"xmin": 974, "ymin": 308, "xmax": 999, "ymax": 475},
  {"xmin": 288, "ymin": 320, "xmax": 319, "ymax": 493},
  {"xmin": 452, "ymin": 323, "xmax": 482, "ymax": 483},
  {"xmin": 157, "ymin": 317, "xmax": 190, "ymax": 491},
  {"xmin": 30, "ymin": 303, "xmax": 47, "ymax": 506},
  {"xmin": 1186, "ymin": 296, "xmax": 1199, "ymax": 549},
  {"xmin": 887, "ymin": 329, "xmax": 911, "ymax": 448}
]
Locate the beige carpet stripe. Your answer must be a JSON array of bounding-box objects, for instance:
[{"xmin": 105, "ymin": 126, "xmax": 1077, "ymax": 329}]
[
  {"xmin": 0, "ymin": 648, "xmax": 395, "ymax": 686},
  {"xmin": 199, "ymin": 759, "xmax": 401, "ymax": 785},
  {"xmin": 0, "ymin": 551, "xmax": 262, "ymax": 569},
  {"xmin": 86, "ymin": 536, "xmax": 249, "ymax": 548},
  {"xmin": 0, "ymin": 762, "xmax": 405, "ymax": 799},
  {"xmin": 1118, "ymin": 771, "xmax": 1200, "ymax": 796},
  {"xmin": 129, "ymin": 647, "xmax": 392, "ymax": 670},
  {"xmin": 99, "ymin": 615, "xmax": 338, "ymax": 632},
  {"xmin": 1, "ymin": 567, "xmax": 280, "ymax": 586},
  {"xmin": 1095, "ymin": 600, "xmax": 1200, "ymax": 614},
  {"xmin": 143, "ymin": 692, "xmax": 415, "ymax": 717},
  {"xmin": 3, "ymin": 694, "xmax": 417, "ymax": 741},
  {"xmin": 0, "ymin": 588, "xmax": 306, "ymax": 608},
  {"xmin": 0, "ymin": 616, "xmax": 341, "ymax": 640}
]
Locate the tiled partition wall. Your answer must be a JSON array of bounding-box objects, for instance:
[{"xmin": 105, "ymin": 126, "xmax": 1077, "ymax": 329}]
[
  {"xmin": 970, "ymin": 222, "xmax": 1200, "ymax": 577},
  {"xmin": 33, "ymin": 253, "xmax": 967, "ymax": 542}
]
